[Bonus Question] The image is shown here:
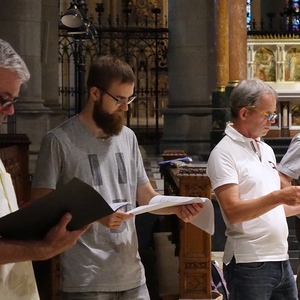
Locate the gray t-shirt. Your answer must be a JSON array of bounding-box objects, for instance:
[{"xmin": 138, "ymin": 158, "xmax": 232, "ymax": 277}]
[
  {"xmin": 277, "ymin": 133, "xmax": 300, "ymax": 180},
  {"xmin": 32, "ymin": 116, "xmax": 149, "ymax": 292},
  {"xmin": 277, "ymin": 133, "xmax": 300, "ymax": 219}
]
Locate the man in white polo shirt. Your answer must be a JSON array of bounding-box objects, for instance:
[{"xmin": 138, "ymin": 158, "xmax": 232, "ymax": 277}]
[{"xmin": 207, "ymin": 78, "xmax": 300, "ymax": 300}]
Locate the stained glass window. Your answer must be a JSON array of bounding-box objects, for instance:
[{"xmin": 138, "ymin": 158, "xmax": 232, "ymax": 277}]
[
  {"xmin": 246, "ymin": 0, "xmax": 252, "ymax": 30},
  {"xmin": 291, "ymin": 0, "xmax": 300, "ymax": 31},
  {"xmin": 283, "ymin": 0, "xmax": 300, "ymax": 31}
]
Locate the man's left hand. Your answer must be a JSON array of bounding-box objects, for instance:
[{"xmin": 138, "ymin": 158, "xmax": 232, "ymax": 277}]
[{"xmin": 173, "ymin": 203, "xmax": 203, "ymax": 222}]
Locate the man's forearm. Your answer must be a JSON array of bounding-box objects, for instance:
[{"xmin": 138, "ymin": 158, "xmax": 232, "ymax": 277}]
[{"xmin": 0, "ymin": 239, "xmax": 49, "ymax": 264}]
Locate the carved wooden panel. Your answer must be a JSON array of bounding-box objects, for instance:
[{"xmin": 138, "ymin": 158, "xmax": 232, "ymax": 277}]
[
  {"xmin": 160, "ymin": 164, "xmax": 212, "ymax": 300},
  {"xmin": 177, "ymin": 171, "xmax": 212, "ymax": 299},
  {"xmin": 179, "ymin": 222, "xmax": 211, "ymax": 298}
]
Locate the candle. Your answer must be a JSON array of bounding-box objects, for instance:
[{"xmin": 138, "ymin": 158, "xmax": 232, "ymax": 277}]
[{"xmin": 283, "ymin": 105, "xmax": 288, "ymax": 127}]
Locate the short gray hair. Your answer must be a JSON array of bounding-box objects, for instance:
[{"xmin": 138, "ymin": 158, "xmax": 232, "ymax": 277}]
[
  {"xmin": 0, "ymin": 39, "xmax": 30, "ymax": 84},
  {"xmin": 230, "ymin": 78, "xmax": 278, "ymax": 119}
]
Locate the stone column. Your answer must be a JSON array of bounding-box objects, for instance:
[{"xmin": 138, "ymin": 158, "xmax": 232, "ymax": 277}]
[
  {"xmin": 0, "ymin": 0, "xmax": 45, "ymax": 110},
  {"xmin": 215, "ymin": 0, "xmax": 229, "ymax": 89},
  {"xmin": 222, "ymin": 0, "xmax": 247, "ymax": 140},
  {"xmin": 42, "ymin": 1, "xmax": 61, "ymax": 110},
  {"xmin": 251, "ymin": 0, "xmax": 261, "ymax": 28},
  {"xmin": 228, "ymin": 0, "xmax": 247, "ymax": 82},
  {"xmin": 161, "ymin": 0, "xmax": 215, "ymax": 157},
  {"xmin": 0, "ymin": 0, "xmax": 45, "ymax": 172},
  {"xmin": 0, "ymin": 0, "xmax": 68, "ymax": 173},
  {"xmin": 211, "ymin": 0, "xmax": 230, "ymax": 148}
]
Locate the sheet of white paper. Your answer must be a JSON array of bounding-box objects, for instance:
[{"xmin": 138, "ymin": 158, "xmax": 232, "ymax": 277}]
[
  {"xmin": 111, "ymin": 202, "xmax": 129, "ymax": 211},
  {"xmin": 128, "ymin": 195, "xmax": 214, "ymax": 235}
]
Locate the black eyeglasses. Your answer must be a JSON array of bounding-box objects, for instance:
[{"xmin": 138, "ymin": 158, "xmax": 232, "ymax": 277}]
[
  {"xmin": 0, "ymin": 96, "xmax": 18, "ymax": 108},
  {"xmin": 99, "ymin": 88, "xmax": 136, "ymax": 106}
]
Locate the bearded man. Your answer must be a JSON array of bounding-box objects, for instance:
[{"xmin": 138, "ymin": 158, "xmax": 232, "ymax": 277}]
[{"xmin": 31, "ymin": 55, "xmax": 203, "ymax": 300}]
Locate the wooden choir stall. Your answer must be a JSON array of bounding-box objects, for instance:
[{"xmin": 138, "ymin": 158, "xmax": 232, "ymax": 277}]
[{"xmin": 160, "ymin": 150, "xmax": 213, "ymax": 300}]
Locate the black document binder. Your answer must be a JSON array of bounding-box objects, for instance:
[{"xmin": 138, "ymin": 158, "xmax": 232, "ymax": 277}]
[{"xmin": 0, "ymin": 178, "xmax": 123, "ymax": 240}]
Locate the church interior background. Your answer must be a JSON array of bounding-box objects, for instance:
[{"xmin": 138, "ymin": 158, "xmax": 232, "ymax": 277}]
[
  {"xmin": 58, "ymin": 0, "xmax": 300, "ymax": 160},
  {"xmin": 0, "ymin": 0, "xmax": 300, "ymax": 168},
  {"xmin": 1, "ymin": 1, "xmax": 300, "ymax": 299}
]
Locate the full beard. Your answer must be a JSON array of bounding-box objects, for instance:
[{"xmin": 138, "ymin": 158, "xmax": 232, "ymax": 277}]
[{"xmin": 92, "ymin": 98, "xmax": 124, "ymax": 136}]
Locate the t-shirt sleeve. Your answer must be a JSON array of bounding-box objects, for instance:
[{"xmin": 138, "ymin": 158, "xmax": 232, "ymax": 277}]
[
  {"xmin": 277, "ymin": 135, "xmax": 300, "ymax": 179},
  {"xmin": 31, "ymin": 133, "xmax": 63, "ymax": 190},
  {"xmin": 133, "ymin": 136, "xmax": 149, "ymax": 187}
]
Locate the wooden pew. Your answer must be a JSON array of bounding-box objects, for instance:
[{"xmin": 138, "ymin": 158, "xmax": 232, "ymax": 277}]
[{"xmin": 0, "ymin": 134, "xmax": 31, "ymax": 206}]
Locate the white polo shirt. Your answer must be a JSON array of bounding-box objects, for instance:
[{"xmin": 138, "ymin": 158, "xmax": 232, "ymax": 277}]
[{"xmin": 207, "ymin": 125, "xmax": 288, "ymax": 265}]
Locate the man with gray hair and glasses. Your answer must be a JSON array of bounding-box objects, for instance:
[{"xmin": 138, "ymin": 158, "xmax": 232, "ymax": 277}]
[
  {"xmin": 0, "ymin": 38, "xmax": 89, "ymax": 299},
  {"xmin": 207, "ymin": 78, "xmax": 300, "ymax": 299}
]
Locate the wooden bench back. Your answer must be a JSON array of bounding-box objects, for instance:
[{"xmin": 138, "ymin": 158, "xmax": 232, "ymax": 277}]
[{"xmin": 0, "ymin": 134, "xmax": 31, "ymax": 206}]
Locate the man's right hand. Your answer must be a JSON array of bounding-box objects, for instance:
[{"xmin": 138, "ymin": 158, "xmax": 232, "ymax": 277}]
[
  {"xmin": 275, "ymin": 185, "xmax": 300, "ymax": 206},
  {"xmin": 37, "ymin": 213, "xmax": 90, "ymax": 260}
]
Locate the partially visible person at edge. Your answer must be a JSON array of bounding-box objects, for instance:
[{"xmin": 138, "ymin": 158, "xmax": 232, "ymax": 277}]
[
  {"xmin": 207, "ymin": 78, "xmax": 300, "ymax": 300},
  {"xmin": 0, "ymin": 38, "xmax": 90, "ymax": 300},
  {"xmin": 277, "ymin": 133, "xmax": 300, "ymax": 299},
  {"xmin": 30, "ymin": 54, "xmax": 204, "ymax": 300}
]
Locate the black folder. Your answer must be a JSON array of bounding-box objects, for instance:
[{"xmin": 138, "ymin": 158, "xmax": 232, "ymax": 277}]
[{"xmin": 0, "ymin": 177, "xmax": 124, "ymax": 240}]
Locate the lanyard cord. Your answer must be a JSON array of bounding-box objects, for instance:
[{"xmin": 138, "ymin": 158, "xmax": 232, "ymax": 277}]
[{"xmin": 250, "ymin": 140, "xmax": 262, "ymax": 162}]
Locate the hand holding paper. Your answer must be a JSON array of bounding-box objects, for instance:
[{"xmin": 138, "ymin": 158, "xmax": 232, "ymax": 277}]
[
  {"xmin": 172, "ymin": 202, "xmax": 204, "ymax": 223},
  {"xmin": 98, "ymin": 209, "xmax": 133, "ymax": 229},
  {"xmin": 127, "ymin": 195, "xmax": 214, "ymax": 235}
]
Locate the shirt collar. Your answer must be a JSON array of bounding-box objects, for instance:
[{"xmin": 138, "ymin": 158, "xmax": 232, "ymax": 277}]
[{"xmin": 225, "ymin": 123, "xmax": 261, "ymax": 144}]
